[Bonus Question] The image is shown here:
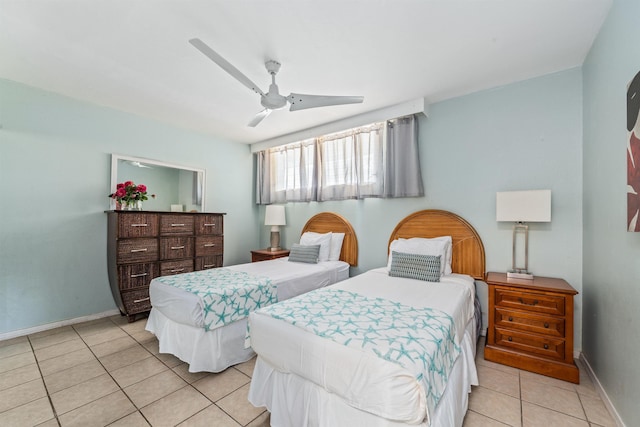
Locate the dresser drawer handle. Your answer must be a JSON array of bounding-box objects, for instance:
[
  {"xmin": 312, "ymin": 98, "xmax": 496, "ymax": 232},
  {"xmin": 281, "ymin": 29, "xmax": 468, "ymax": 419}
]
[
  {"xmin": 544, "ymin": 322, "xmax": 549, "ymax": 328},
  {"xmin": 133, "ymin": 297, "xmax": 150, "ymax": 303},
  {"xmin": 171, "ymin": 246, "xmax": 185, "ymax": 250},
  {"xmin": 508, "ymin": 316, "xmax": 513, "ymax": 322},
  {"xmin": 544, "ymin": 344, "xmax": 549, "ymax": 349},
  {"xmin": 204, "ymin": 223, "xmax": 216, "ymax": 227},
  {"xmin": 130, "ymin": 223, "xmax": 148, "ymax": 227},
  {"xmin": 170, "ymin": 268, "xmax": 185, "ymax": 273},
  {"xmin": 171, "ymin": 223, "xmax": 185, "ymax": 227},
  {"xmin": 203, "ymin": 264, "xmax": 215, "ymax": 268},
  {"xmin": 518, "ymin": 297, "xmax": 539, "ymax": 306},
  {"xmin": 203, "ymin": 243, "xmax": 216, "ymax": 247},
  {"xmin": 130, "ymin": 248, "xmax": 148, "ymax": 253},
  {"xmin": 130, "ymin": 273, "xmax": 148, "ymax": 278},
  {"xmin": 508, "ymin": 336, "xmax": 513, "ymax": 342}
]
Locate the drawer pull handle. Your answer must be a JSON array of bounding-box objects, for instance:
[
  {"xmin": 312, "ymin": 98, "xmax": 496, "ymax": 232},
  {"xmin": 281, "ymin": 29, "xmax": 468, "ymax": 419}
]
[
  {"xmin": 131, "ymin": 223, "xmax": 148, "ymax": 227},
  {"xmin": 170, "ymin": 268, "xmax": 185, "ymax": 273},
  {"xmin": 508, "ymin": 316, "xmax": 513, "ymax": 322},
  {"xmin": 544, "ymin": 344, "xmax": 549, "ymax": 349},
  {"xmin": 518, "ymin": 297, "xmax": 539, "ymax": 306},
  {"xmin": 171, "ymin": 223, "xmax": 185, "ymax": 227},
  {"xmin": 204, "ymin": 223, "xmax": 216, "ymax": 227},
  {"xmin": 133, "ymin": 297, "xmax": 150, "ymax": 303},
  {"xmin": 171, "ymin": 246, "xmax": 185, "ymax": 250},
  {"xmin": 544, "ymin": 322, "xmax": 549, "ymax": 328},
  {"xmin": 130, "ymin": 248, "xmax": 148, "ymax": 253},
  {"xmin": 203, "ymin": 264, "xmax": 215, "ymax": 268},
  {"xmin": 130, "ymin": 273, "xmax": 148, "ymax": 278},
  {"xmin": 204, "ymin": 243, "xmax": 216, "ymax": 247},
  {"xmin": 508, "ymin": 336, "xmax": 513, "ymax": 342}
]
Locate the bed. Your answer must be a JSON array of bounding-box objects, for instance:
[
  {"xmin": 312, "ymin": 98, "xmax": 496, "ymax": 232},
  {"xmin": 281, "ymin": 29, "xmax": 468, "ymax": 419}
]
[
  {"xmin": 145, "ymin": 212, "xmax": 358, "ymax": 373},
  {"xmin": 247, "ymin": 209, "xmax": 485, "ymax": 427}
]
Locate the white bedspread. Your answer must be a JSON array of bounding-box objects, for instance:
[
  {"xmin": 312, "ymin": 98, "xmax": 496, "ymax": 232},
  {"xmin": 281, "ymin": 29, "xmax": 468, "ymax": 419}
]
[
  {"xmin": 149, "ymin": 257, "xmax": 349, "ymax": 328},
  {"xmin": 248, "ymin": 268, "xmax": 476, "ymax": 425}
]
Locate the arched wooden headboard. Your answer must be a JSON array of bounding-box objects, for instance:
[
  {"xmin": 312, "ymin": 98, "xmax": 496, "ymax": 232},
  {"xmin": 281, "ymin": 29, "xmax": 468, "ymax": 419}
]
[
  {"xmin": 301, "ymin": 212, "xmax": 358, "ymax": 266},
  {"xmin": 388, "ymin": 210, "xmax": 485, "ymax": 280}
]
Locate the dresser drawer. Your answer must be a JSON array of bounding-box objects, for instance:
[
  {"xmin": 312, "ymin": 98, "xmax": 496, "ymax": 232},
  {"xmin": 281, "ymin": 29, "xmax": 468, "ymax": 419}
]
[
  {"xmin": 160, "ymin": 237, "xmax": 194, "ymax": 260},
  {"xmin": 195, "ymin": 255, "xmax": 222, "ymax": 270},
  {"xmin": 195, "ymin": 236, "xmax": 223, "ymax": 257},
  {"xmin": 495, "ymin": 288, "xmax": 565, "ymax": 316},
  {"xmin": 195, "ymin": 214, "xmax": 223, "ymax": 235},
  {"xmin": 160, "ymin": 215, "xmax": 194, "ymax": 235},
  {"xmin": 118, "ymin": 213, "xmax": 159, "ymax": 238},
  {"xmin": 117, "ymin": 238, "xmax": 158, "ymax": 263},
  {"xmin": 117, "ymin": 263, "xmax": 159, "ymax": 290},
  {"xmin": 494, "ymin": 307, "xmax": 564, "ymax": 337},
  {"xmin": 160, "ymin": 259, "xmax": 194, "ymax": 276},
  {"xmin": 122, "ymin": 288, "xmax": 152, "ymax": 315},
  {"xmin": 494, "ymin": 327, "xmax": 565, "ymax": 360}
]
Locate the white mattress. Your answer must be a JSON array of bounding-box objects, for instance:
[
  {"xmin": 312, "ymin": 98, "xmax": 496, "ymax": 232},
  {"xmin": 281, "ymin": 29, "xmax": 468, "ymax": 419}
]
[
  {"xmin": 149, "ymin": 257, "xmax": 350, "ymax": 328},
  {"xmin": 146, "ymin": 258, "xmax": 349, "ymax": 373},
  {"xmin": 247, "ymin": 268, "xmax": 478, "ymax": 426}
]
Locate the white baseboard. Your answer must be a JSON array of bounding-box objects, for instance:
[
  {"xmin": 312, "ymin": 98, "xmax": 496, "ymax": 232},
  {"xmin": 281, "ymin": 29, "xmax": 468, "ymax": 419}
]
[
  {"xmin": 0, "ymin": 309, "xmax": 121, "ymax": 341},
  {"xmin": 579, "ymin": 353, "xmax": 626, "ymax": 427}
]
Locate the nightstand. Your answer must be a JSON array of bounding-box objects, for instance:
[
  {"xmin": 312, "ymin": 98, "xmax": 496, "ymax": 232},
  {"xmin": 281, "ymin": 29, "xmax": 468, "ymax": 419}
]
[
  {"xmin": 251, "ymin": 249, "xmax": 290, "ymax": 262},
  {"xmin": 484, "ymin": 272, "xmax": 579, "ymax": 383}
]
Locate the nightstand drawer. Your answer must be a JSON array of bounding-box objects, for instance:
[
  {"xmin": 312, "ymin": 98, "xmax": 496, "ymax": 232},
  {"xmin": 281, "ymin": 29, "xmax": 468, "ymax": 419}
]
[
  {"xmin": 494, "ymin": 307, "xmax": 564, "ymax": 337},
  {"xmin": 495, "ymin": 288, "xmax": 565, "ymax": 316},
  {"xmin": 494, "ymin": 327, "xmax": 565, "ymax": 360}
]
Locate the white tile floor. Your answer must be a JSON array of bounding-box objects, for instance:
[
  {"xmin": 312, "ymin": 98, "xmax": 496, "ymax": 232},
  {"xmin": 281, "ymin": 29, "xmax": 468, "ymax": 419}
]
[{"xmin": 0, "ymin": 315, "xmax": 618, "ymax": 426}]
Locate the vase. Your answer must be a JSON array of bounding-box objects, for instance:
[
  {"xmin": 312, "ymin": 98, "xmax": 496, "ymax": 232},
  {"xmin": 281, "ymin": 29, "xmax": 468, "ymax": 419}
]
[{"xmin": 122, "ymin": 200, "xmax": 142, "ymax": 211}]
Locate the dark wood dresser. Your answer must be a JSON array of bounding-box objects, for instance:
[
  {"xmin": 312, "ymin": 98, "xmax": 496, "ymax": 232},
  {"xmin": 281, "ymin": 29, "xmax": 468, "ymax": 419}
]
[
  {"xmin": 106, "ymin": 211, "xmax": 225, "ymax": 321},
  {"xmin": 484, "ymin": 272, "xmax": 579, "ymax": 383}
]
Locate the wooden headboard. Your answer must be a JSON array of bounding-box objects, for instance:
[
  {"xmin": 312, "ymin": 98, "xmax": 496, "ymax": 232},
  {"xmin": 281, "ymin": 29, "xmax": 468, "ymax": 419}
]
[
  {"xmin": 388, "ymin": 210, "xmax": 485, "ymax": 280},
  {"xmin": 301, "ymin": 212, "xmax": 358, "ymax": 266}
]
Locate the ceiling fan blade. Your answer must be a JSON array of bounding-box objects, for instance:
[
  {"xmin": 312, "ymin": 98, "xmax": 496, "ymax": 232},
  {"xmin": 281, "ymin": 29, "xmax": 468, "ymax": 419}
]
[
  {"xmin": 287, "ymin": 93, "xmax": 364, "ymax": 112},
  {"xmin": 248, "ymin": 108, "xmax": 272, "ymax": 127},
  {"xmin": 189, "ymin": 38, "xmax": 265, "ymax": 96}
]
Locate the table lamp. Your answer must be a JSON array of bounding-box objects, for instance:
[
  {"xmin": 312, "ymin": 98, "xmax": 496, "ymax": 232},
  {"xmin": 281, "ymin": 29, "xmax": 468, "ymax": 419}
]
[{"xmin": 265, "ymin": 205, "xmax": 286, "ymax": 251}]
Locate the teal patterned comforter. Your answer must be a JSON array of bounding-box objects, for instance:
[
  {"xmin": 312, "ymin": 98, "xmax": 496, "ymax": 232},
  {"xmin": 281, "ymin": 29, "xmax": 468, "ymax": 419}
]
[
  {"xmin": 153, "ymin": 268, "xmax": 276, "ymax": 332},
  {"xmin": 254, "ymin": 288, "xmax": 460, "ymax": 419}
]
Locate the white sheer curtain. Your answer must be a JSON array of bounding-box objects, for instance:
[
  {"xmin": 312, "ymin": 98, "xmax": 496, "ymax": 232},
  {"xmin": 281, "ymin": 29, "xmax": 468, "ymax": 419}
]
[
  {"xmin": 256, "ymin": 139, "xmax": 316, "ymax": 204},
  {"xmin": 317, "ymin": 123, "xmax": 383, "ymax": 200}
]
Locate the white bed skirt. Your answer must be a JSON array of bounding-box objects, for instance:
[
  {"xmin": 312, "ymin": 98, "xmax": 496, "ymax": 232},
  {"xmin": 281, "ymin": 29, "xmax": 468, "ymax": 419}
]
[
  {"xmin": 146, "ymin": 308, "xmax": 254, "ymax": 373},
  {"xmin": 248, "ymin": 319, "xmax": 479, "ymax": 427}
]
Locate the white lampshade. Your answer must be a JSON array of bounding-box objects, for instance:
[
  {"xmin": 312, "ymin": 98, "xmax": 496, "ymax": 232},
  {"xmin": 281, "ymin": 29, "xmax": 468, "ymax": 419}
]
[
  {"xmin": 496, "ymin": 190, "xmax": 551, "ymax": 223},
  {"xmin": 265, "ymin": 205, "xmax": 286, "ymax": 226}
]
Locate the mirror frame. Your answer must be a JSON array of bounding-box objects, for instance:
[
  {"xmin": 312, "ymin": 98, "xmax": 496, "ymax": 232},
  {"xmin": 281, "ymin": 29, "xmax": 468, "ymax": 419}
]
[{"xmin": 110, "ymin": 154, "xmax": 206, "ymax": 211}]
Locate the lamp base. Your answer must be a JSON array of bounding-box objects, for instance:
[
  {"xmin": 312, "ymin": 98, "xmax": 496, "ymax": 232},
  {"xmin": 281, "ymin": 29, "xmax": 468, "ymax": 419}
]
[
  {"xmin": 507, "ymin": 270, "xmax": 534, "ymax": 280},
  {"xmin": 269, "ymin": 230, "xmax": 281, "ymax": 252}
]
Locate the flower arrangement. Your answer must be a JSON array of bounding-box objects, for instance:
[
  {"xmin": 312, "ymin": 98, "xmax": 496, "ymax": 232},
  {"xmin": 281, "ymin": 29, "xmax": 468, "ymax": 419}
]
[{"xmin": 108, "ymin": 181, "xmax": 155, "ymax": 209}]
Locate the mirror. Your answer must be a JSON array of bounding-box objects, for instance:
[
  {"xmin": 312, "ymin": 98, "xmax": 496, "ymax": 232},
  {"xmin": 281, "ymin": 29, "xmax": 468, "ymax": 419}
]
[{"xmin": 110, "ymin": 154, "xmax": 206, "ymax": 212}]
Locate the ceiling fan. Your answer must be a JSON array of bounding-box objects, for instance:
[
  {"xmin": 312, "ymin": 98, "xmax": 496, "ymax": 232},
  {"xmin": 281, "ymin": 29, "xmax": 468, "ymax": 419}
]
[{"xmin": 189, "ymin": 38, "xmax": 364, "ymax": 127}]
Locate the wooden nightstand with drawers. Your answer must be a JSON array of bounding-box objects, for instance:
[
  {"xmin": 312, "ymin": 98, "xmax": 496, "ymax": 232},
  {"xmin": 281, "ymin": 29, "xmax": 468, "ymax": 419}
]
[
  {"xmin": 251, "ymin": 249, "xmax": 290, "ymax": 262},
  {"xmin": 484, "ymin": 272, "xmax": 579, "ymax": 383}
]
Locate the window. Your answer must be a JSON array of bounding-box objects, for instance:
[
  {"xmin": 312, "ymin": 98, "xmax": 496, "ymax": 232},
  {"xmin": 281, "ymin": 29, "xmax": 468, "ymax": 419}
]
[{"xmin": 256, "ymin": 115, "xmax": 422, "ymax": 204}]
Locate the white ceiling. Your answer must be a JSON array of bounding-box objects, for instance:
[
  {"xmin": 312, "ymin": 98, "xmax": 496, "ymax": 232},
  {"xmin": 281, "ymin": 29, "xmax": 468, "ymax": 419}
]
[{"xmin": 0, "ymin": 0, "xmax": 611, "ymax": 145}]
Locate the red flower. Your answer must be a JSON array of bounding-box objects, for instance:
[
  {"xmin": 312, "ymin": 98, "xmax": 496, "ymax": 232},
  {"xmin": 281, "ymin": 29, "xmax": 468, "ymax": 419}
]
[
  {"xmin": 124, "ymin": 180, "xmax": 134, "ymax": 188},
  {"xmin": 116, "ymin": 183, "xmax": 124, "ymax": 189},
  {"xmin": 137, "ymin": 184, "xmax": 147, "ymax": 193},
  {"xmin": 628, "ymin": 132, "xmax": 640, "ymax": 231}
]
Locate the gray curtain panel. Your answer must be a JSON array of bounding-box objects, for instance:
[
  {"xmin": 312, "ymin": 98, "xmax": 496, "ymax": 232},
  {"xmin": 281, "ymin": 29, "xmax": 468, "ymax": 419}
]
[{"xmin": 384, "ymin": 115, "xmax": 424, "ymax": 198}]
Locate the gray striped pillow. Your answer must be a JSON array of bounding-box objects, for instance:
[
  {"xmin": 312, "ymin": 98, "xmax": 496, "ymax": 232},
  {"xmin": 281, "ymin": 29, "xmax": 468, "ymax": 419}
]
[
  {"xmin": 288, "ymin": 244, "xmax": 321, "ymax": 264},
  {"xmin": 389, "ymin": 251, "xmax": 441, "ymax": 282}
]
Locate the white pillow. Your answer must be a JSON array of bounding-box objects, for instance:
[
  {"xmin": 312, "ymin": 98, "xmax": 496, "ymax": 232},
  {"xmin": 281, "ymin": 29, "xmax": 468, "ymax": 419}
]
[
  {"xmin": 328, "ymin": 232, "xmax": 345, "ymax": 261},
  {"xmin": 387, "ymin": 237, "xmax": 451, "ymax": 276},
  {"xmin": 431, "ymin": 236, "xmax": 453, "ymax": 275},
  {"xmin": 300, "ymin": 232, "xmax": 332, "ymax": 262}
]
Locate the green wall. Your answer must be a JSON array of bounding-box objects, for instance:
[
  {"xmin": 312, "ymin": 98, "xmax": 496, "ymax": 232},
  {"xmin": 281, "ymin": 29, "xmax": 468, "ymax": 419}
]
[
  {"xmin": 0, "ymin": 79, "xmax": 257, "ymax": 335},
  {"xmin": 582, "ymin": 0, "xmax": 640, "ymax": 423}
]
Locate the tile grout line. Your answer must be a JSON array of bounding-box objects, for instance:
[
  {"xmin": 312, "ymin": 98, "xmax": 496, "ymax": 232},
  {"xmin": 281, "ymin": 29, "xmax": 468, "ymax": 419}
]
[{"xmin": 27, "ymin": 333, "xmax": 62, "ymax": 427}]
